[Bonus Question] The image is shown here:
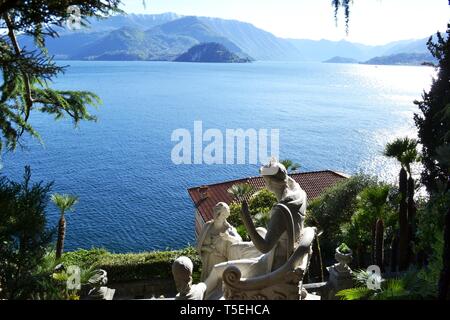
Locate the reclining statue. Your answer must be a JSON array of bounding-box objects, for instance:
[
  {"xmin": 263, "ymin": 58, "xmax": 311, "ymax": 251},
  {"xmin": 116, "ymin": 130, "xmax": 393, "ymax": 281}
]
[{"xmin": 203, "ymin": 159, "xmax": 315, "ymax": 300}]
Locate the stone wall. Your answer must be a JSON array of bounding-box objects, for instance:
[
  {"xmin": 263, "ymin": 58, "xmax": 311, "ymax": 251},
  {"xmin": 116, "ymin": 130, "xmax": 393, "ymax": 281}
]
[{"xmin": 109, "ymin": 279, "xmax": 177, "ymax": 300}]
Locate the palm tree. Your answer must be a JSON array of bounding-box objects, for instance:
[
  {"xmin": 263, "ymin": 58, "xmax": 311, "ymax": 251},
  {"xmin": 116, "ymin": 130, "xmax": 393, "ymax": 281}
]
[
  {"xmin": 358, "ymin": 185, "xmax": 390, "ymax": 270},
  {"xmin": 384, "ymin": 137, "xmax": 420, "ymax": 271},
  {"xmin": 384, "ymin": 137, "xmax": 419, "ymax": 176},
  {"xmin": 227, "ymin": 183, "xmax": 256, "ymax": 204},
  {"xmin": 52, "ymin": 194, "xmax": 79, "ymax": 260},
  {"xmin": 280, "ymin": 159, "xmax": 301, "ymax": 173}
]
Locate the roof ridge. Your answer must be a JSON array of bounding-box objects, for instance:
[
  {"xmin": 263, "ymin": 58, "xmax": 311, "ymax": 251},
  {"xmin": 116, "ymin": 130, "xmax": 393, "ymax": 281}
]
[
  {"xmin": 188, "ymin": 170, "xmax": 349, "ymax": 190},
  {"xmin": 188, "ymin": 177, "xmax": 250, "ymax": 191}
]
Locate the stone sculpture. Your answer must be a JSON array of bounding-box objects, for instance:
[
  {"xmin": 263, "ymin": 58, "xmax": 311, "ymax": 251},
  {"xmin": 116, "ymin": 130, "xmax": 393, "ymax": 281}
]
[
  {"xmin": 197, "ymin": 202, "xmax": 263, "ymax": 281},
  {"xmin": 203, "ymin": 159, "xmax": 316, "ymax": 300},
  {"xmin": 327, "ymin": 246, "xmax": 354, "ymax": 299},
  {"xmin": 172, "ymin": 256, "xmax": 206, "ymax": 300},
  {"xmin": 197, "ymin": 202, "xmax": 242, "ymax": 281},
  {"xmin": 84, "ymin": 269, "xmax": 115, "ymax": 300}
]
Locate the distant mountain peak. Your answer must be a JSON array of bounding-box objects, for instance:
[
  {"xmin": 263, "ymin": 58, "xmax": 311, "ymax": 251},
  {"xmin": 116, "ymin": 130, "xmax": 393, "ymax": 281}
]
[
  {"xmin": 152, "ymin": 15, "xmax": 211, "ymax": 33},
  {"xmin": 121, "ymin": 12, "xmax": 180, "ymax": 19}
]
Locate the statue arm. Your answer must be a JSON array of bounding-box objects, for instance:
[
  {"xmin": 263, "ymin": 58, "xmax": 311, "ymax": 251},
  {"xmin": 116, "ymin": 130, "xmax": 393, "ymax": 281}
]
[
  {"xmin": 197, "ymin": 222, "xmax": 212, "ymax": 253},
  {"xmin": 240, "ymin": 201, "xmax": 284, "ymax": 254}
]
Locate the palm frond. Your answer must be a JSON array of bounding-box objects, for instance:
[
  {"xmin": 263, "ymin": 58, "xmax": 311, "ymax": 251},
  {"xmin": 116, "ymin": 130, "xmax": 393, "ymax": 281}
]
[
  {"xmin": 372, "ymin": 279, "xmax": 410, "ymax": 300},
  {"xmin": 336, "ymin": 287, "xmax": 372, "ymax": 300},
  {"xmin": 352, "ymin": 269, "xmax": 371, "ymax": 286},
  {"xmin": 227, "ymin": 183, "xmax": 256, "ymax": 202},
  {"xmin": 280, "ymin": 159, "xmax": 300, "ymax": 172},
  {"xmin": 51, "ymin": 193, "xmax": 79, "ymax": 213},
  {"xmin": 358, "ymin": 184, "xmax": 390, "ymax": 218},
  {"xmin": 384, "ymin": 137, "xmax": 419, "ymax": 170}
]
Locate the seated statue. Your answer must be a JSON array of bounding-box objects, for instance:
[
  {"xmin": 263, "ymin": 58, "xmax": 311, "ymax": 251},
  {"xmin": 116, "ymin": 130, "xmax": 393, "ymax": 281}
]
[
  {"xmin": 172, "ymin": 256, "xmax": 206, "ymax": 300},
  {"xmin": 203, "ymin": 159, "xmax": 309, "ymax": 300},
  {"xmin": 197, "ymin": 202, "xmax": 263, "ymax": 281}
]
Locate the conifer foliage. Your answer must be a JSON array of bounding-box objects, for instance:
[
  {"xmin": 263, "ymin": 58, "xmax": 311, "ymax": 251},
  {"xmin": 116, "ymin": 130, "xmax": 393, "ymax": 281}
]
[{"xmin": 0, "ymin": 1, "xmax": 121, "ymax": 151}]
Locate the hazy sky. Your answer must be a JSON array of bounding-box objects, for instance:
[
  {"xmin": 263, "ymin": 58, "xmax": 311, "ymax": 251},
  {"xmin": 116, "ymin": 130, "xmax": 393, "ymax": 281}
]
[{"xmin": 120, "ymin": 0, "xmax": 450, "ymax": 45}]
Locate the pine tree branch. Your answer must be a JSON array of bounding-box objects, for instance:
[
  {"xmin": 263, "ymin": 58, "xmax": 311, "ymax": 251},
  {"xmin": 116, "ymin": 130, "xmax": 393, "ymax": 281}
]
[{"xmin": 3, "ymin": 12, "xmax": 33, "ymax": 126}]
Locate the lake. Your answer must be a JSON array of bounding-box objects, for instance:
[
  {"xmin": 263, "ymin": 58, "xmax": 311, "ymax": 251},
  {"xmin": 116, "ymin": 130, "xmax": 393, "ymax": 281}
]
[{"xmin": 1, "ymin": 61, "xmax": 434, "ymax": 253}]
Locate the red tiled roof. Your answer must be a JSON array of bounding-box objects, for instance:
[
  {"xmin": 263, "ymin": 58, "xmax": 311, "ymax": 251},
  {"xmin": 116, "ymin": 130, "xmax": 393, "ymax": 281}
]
[{"xmin": 188, "ymin": 170, "xmax": 349, "ymax": 225}]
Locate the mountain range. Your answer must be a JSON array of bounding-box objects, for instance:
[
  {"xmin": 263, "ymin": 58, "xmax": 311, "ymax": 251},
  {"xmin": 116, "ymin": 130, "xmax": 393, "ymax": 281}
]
[{"xmin": 21, "ymin": 13, "xmax": 434, "ymax": 64}]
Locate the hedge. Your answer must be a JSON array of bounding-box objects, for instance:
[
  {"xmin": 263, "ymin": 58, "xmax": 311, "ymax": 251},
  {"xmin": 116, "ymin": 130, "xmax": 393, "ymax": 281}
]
[{"xmin": 62, "ymin": 247, "xmax": 201, "ymax": 283}]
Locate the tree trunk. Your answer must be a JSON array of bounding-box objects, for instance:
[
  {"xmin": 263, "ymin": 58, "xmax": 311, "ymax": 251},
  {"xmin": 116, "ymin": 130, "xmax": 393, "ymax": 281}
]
[
  {"xmin": 56, "ymin": 215, "xmax": 66, "ymax": 260},
  {"xmin": 390, "ymin": 232, "xmax": 399, "ymax": 272},
  {"xmin": 356, "ymin": 244, "xmax": 364, "ymax": 268},
  {"xmin": 438, "ymin": 206, "xmax": 450, "ymax": 300},
  {"xmin": 416, "ymin": 250, "xmax": 426, "ymax": 268},
  {"xmin": 315, "ymin": 237, "xmax": 325, "ymax": 282},
  {"xmin": 407, "ymin": 176, "xmax": 417, "ymax": 264},
  {"xmin": 399, "ymin": 168, "xmax": 409, "ymax": 271},
  {"xmin": 371, "ymin": 222, "xmax": 376, "ymax": 265},
  {"xmin": 375, "ymin": 219, "xmax": 384, "ymax": 271}
]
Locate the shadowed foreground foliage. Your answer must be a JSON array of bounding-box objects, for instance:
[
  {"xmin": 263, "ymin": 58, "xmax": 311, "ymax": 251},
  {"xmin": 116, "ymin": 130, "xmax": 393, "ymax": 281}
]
[{"xmin": 0, "ymin": 166, "xmax": 54, "ymax": 299}]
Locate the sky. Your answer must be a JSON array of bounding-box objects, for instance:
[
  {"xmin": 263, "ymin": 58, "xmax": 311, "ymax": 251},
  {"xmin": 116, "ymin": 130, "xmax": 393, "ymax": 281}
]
[{"xmin": 119, "ymin": 0, "xmax": 450, "ymax": 45}]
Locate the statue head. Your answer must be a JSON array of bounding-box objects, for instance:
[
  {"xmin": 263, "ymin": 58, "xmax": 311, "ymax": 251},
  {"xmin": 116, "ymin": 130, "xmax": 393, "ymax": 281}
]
[
  {"xmin": 172, "ymin": 256, "xmax": 193, "ymax": 296},
  {"xmin": 213, "ymin": 202, "xmax": 230, "ymax": 222},
  {"xmin": 260, "ymin": 159, "xmax": 289, "ymax": 199}
]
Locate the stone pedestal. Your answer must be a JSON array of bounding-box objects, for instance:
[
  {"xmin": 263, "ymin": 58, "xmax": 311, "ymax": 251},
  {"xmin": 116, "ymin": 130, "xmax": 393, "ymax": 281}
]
[
  {"xmin": 85, "ymin": 286, "xmax": 116, "ymax": 300},
  {"xmin": 326, "ymin": 247, "xmax": 354, "ymax": 300},
  {"xmin": 304, "ymin": 293, "xmax": 321, "ymax": 300},
  {"xmin": 326, "ymin": 265, "xmax": 353, "ymax": 300}
]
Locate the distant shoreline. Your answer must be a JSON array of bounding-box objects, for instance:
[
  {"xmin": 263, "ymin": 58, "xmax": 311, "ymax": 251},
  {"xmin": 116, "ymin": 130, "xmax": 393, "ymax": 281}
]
[{"xmin": 54, "ymin": 59, "xmax": 436, "ymax": 69}]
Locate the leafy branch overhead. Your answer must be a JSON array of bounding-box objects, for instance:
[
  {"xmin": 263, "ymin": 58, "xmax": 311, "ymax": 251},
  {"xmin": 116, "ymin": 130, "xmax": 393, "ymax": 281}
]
[
  {"xmin": 332, "ymin": 0, "xmax": 353, "ymax": 33},
  {"xmin": 0, "ymin": 1, "xmax": 122, "ymax": 151}
]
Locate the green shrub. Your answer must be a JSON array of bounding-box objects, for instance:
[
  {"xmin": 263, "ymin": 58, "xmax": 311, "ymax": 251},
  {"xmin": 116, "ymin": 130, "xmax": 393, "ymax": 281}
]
[
  {"xmin": 62, "ymin": 247, "xmax": 201, "ymax": 283},
  {"xmin": 236, "ymin": 224, "xmax": 250, "ymax": 241},
  {"xmin": 62, "ymin": 248, "xmax": 108, "ymax": 268},
  {"xmin": 341, "ymin": 183, "xmax": 396, "ymax": 268},
  {"xmin": 338, "ymin": 243, "xmax": 351, "ymax": 254},
  {"xmin": 0, "ymin": 167, "xmax": 55, "ymax": 300},
  {"xmin": 229, "ymin": 202, "xmax": 243, "ymax": 228},
  {"xmin": 228, "ymin": 188, "xmax": 277, "ymax": 240},
  {"xmin": 414, "ymin": 231, "xmax": 444, "ymax": 298},
  {"xmin": 249, "ymin": 189, "xmax": 277, "ymax": 217},
  {"xmin": 416, "ymin": 192, "xmax": 449, "ymax": 253},
  {"xmin": 307, "ymin": 174, "xmax": 378, "ymax": 261}
]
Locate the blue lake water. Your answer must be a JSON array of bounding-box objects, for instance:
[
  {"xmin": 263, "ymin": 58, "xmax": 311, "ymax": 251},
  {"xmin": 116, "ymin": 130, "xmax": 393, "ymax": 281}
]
[{"xmin": 1, "ymin": 61, "xmax": 434, "ymax": 253}]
